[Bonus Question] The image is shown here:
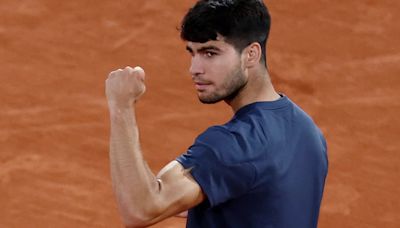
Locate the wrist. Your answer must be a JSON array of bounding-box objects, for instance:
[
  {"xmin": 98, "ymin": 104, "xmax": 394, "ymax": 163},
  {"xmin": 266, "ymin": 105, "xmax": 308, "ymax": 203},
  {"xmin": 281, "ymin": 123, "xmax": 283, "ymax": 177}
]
[
  {"xmin": 107, "ymin": 99, "xmax": 133, "ymax": 109},
  {"xmin": 108, "ymin": 101, "xmax": 135, "ymax": 115}
]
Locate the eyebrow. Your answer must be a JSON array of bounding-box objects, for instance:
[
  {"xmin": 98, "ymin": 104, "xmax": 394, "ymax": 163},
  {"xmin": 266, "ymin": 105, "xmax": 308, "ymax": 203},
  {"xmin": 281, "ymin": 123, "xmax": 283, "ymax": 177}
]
[{"xmin": 186, "ymin": 45, "xmax": 222, "ymax": 53}]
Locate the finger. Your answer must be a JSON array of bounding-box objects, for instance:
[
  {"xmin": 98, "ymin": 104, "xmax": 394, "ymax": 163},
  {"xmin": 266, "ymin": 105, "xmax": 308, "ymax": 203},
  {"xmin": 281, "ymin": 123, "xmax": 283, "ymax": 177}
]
[
  {"xmin": 133, "ymin": 66, "xmax": 143, "ymax": 72},
  {"xmin": 108, "ymin": 68, "xmax": 123, "ymax": 78},
  {"xmin": 124, "ymin": 66, "xmax": 134, "ymax": 73},
  {"xmin": 133, "ymin": 66, "xmax": 145, "ymax": 81},
  {"xmin": 123, "ymin": 66, "xmax": 141, "ymax": 76}
]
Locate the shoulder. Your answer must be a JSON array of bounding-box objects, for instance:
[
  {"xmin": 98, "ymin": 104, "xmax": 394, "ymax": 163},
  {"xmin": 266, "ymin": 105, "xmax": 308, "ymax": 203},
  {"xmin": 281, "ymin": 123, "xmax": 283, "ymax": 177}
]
[
  {"xmin": 193, "ymin": 126, "xmax": 238, "ymax": 160},
  {"xmin": 192, "ymin": 124, "xmax": 261, "ymax": 165},
  {"xmin": 196, "ymin": 126, "xmax": 233, "ymax": 146}
]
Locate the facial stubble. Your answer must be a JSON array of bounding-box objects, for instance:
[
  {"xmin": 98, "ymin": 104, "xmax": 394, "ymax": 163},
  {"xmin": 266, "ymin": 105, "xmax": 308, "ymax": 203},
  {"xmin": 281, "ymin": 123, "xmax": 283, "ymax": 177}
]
[{"xmin": 198, "ymin": 63, "xmax": 247, "ymax": 104}]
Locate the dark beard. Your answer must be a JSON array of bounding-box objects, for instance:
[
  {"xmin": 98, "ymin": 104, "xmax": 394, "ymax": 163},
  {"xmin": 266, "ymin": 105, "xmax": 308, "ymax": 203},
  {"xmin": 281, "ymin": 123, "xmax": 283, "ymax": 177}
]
[{"xmin": 199, "ymin": 66, "xmax": 247, "ymax": 104}]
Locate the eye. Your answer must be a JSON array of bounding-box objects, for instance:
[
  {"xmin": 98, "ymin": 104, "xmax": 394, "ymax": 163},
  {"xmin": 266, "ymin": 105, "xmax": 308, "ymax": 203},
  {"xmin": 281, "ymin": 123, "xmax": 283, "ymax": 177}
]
[{"xmin": 205, "ymin": 51, "xmax": 216, "ymax": 58}]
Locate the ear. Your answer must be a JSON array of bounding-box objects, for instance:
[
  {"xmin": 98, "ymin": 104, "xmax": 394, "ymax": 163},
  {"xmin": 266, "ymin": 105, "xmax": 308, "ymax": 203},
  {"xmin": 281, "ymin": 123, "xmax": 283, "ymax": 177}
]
[{"xmin": 243, "ymin": 42, "xmax": 262, "ymax": 68}]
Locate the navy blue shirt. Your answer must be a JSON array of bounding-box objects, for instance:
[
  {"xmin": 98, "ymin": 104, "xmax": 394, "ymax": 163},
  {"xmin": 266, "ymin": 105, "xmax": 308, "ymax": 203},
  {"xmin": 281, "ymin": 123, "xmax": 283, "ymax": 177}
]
[{"xmin": 176, "ymin": 96, "xmax": 328, "ymax": 228}]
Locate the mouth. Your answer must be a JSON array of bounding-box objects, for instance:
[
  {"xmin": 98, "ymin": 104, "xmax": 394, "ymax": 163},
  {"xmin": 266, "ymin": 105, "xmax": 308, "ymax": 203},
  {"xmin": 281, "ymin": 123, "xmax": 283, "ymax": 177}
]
[{"xmin": 194, "ymin": 81, "xmax": 212, "ymax": 91}]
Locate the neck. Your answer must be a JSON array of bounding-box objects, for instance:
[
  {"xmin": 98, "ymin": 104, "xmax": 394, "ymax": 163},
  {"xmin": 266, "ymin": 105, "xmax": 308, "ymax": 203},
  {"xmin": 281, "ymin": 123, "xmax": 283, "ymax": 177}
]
[{"xmin": 225, "ymin": 68, "xmax": 280, "ymax": 113}]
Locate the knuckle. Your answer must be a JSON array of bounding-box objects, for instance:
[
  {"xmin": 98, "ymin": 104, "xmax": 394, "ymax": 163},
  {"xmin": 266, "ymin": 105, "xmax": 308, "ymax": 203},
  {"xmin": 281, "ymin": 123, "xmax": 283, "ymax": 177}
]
[
  {"xmin": 108, "ymin": 68, "xmax": 123, "ymax": 77},
  {"xmin": 125, "ymin": 66, "xmax": 134, "ymax": 74}
]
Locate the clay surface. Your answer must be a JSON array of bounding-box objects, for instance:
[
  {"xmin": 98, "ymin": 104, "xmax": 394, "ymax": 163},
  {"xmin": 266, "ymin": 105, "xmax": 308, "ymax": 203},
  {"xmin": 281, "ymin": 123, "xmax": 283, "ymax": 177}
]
[{"xmin": 1, "ymin": 0, "xmax": 399, "ymax": 227}]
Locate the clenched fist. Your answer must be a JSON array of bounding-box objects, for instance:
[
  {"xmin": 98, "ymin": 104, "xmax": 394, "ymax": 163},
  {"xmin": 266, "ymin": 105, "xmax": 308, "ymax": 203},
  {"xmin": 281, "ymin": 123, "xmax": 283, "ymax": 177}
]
[{"xmin": 105, "ymin": 66, "xmax": 146, "ymax": 108}]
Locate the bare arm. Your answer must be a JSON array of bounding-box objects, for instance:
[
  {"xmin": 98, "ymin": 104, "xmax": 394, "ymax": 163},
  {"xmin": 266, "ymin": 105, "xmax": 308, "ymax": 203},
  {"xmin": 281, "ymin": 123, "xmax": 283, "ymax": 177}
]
[{"xmin": 106, "ymin": 67, "xmax": 204, "ymax": 227}]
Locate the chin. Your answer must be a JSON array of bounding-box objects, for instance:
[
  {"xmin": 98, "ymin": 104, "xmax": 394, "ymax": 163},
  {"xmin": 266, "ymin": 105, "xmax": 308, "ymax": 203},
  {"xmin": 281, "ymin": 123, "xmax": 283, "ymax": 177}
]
[
  {"xmin": 199, "ymin": 99, "xmax": 219, "ymax": 104},
  {"xmin": 198, "ymin": 95, "xmax": 223, "ymax": 104}
]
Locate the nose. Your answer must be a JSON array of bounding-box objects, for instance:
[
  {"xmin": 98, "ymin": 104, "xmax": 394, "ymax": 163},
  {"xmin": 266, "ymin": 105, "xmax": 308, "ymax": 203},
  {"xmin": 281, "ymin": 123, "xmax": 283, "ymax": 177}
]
[{"xmin": 189, "ymin": 56, "xmax": 204, "ymax": 77}]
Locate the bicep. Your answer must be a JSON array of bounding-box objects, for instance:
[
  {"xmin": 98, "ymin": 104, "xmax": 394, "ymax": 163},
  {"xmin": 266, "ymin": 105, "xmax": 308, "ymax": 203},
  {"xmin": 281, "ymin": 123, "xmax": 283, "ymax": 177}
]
[{"xmin": 146, "ymin": 161, "xmax": 205, "ymax": 225}]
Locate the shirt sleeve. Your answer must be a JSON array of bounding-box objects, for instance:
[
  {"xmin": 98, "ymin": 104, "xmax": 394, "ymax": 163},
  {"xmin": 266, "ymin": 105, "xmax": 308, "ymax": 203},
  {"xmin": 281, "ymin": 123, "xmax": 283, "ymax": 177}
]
[{"xmin": 176, "ymin": 126, "xmax": 256, "ymax": 207}]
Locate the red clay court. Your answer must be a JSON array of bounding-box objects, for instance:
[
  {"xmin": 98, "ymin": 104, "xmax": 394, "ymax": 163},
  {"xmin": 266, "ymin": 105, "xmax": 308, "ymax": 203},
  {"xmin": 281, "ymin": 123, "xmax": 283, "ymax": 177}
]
[{"xmin": 0, "ymin": 0, "xmax": 399, "ymax": 227}]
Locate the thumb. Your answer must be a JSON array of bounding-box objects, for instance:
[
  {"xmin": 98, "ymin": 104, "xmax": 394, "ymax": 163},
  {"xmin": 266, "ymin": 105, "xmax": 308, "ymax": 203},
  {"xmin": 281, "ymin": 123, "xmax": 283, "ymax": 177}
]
[{"xmin": 133, "ymin": 66, "xmax": 145, "ymax": 81}]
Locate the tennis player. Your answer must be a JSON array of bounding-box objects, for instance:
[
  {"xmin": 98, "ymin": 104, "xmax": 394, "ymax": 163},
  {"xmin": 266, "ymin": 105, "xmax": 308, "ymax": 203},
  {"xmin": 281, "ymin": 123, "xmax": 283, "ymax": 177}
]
[{"xmin": 105, "ymin": 0, "xmax": 328, "ymax": 227}]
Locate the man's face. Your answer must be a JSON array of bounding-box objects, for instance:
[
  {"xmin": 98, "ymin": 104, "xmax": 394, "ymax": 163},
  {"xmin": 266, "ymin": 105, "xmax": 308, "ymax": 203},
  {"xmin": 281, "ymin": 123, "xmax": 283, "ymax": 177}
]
[{"xmin": 186, "ymin": 37, "xmax": 247, "ymax": 104}]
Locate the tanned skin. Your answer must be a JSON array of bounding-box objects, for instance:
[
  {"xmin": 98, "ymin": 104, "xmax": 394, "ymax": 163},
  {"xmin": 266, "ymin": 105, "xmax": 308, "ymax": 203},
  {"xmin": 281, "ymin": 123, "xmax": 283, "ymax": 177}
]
[{"xmin": 105, "ymin": 37, "xmax": 280, "ymax": 227}]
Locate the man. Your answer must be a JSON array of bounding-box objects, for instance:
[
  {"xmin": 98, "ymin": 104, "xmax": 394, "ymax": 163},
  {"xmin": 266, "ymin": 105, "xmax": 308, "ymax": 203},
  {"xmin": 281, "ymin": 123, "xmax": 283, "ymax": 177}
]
[{"xmin": 105, "ymin": 0, "xmax": 328, "ymax": 227}]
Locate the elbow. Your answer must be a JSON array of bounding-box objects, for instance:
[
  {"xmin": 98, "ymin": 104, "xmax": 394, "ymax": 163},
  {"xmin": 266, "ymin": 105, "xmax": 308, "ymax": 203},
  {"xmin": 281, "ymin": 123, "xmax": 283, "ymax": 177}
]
[
  {"xmin": 119, "ymin": 203, "xmax": 163, "ymax": 228},
  {"xmin": 121, "ymin": 213, "xmax": 149, "ymax": 228},
  {"xmin": 113, "ymin": 186, "xmax": 165, "ymax": 227},
  {"xmin": 124, "ymin": 222, "xmax": 146, "ymax": 228},
  {"xmin": 122, "ymin": 217, "xmax": 146, "ymax": 228},
  {"xmin": 119, "ymin": 209, "xmax": 150, "ymax": 228}
]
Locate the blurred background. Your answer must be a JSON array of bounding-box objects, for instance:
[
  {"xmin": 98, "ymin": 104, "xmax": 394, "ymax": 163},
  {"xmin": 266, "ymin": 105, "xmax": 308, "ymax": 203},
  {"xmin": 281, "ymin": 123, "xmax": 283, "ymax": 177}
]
[{"xmin": 0, "ymin": 0, "xmax": 399, "ymax": 227}]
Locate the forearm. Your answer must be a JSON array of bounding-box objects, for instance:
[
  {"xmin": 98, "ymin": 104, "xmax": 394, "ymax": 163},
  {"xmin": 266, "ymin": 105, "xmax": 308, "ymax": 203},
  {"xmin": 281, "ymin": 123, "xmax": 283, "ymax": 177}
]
[
  {"xmin": 108, "ymin": 104, "xmax": 159, "ymax": 224},
  {"xmin": 105, "ymin": 67, "xmax": 200, "ymax": 227}
]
